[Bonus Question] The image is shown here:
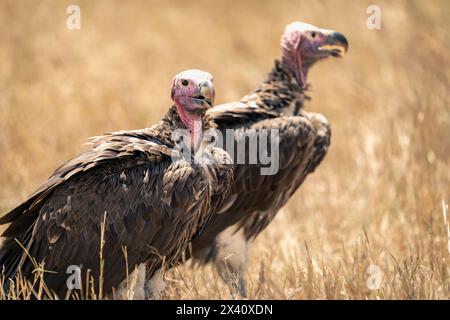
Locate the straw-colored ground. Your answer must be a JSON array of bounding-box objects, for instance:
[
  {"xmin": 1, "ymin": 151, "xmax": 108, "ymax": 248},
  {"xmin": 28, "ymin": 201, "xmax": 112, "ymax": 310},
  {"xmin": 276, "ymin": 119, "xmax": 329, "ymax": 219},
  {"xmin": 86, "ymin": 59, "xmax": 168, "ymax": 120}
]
[{"xmin": 0, "ymin": 0, "xmax": 449, "ymax": 299}]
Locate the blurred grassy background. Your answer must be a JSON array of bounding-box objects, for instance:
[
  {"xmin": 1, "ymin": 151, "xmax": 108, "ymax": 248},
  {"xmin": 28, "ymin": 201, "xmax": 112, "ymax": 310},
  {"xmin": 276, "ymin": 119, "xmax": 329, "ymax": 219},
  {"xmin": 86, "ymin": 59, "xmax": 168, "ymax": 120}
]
[{"xmin": 0, "ymin": 0, "xmax": 449, "ymax": 299}]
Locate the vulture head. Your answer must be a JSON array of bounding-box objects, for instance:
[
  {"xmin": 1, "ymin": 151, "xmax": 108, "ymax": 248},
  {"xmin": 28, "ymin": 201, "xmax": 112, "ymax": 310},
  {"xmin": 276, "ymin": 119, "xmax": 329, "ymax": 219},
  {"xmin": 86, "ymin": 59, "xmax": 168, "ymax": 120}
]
[
  {"xmin": 171, "ymin": 69, "xmax": 215, "ymax": 125},
  {"xmin": 171, "ymin": 69, "xmax": 215, "ymax": 147},
  {"xmin": 281, "ymin": 21, "xmax": 349, "ymax": 87}
]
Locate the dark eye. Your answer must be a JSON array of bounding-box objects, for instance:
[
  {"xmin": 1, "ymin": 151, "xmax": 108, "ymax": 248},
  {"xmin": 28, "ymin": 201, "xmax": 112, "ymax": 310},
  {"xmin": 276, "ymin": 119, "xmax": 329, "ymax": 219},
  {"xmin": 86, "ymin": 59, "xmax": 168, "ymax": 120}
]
[
  {"xmin": 181, "ymin": 79, "xmax": 189, "ymax": 86},
  {"xmin": 311, "ymin": 32, "xmax": 316, "ymax": 38}
]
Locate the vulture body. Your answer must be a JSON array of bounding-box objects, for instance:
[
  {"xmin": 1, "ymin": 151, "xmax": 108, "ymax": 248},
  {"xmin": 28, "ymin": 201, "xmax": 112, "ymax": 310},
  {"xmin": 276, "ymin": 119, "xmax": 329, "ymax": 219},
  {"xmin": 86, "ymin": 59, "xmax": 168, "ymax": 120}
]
[
  {"xmin": 198, "ymin": 61, "xmax": 331, "ymax": 245},
  {"xmin": 0, "ymin": 70, "xmax": 232, "ymax": 299},
  {"xmin": 145, "ymin": 22, "xmax": 348, "ymax": 298},
  {"xmin": 189, "ymin": 62, "xmax": 331, "ymax": 297}
]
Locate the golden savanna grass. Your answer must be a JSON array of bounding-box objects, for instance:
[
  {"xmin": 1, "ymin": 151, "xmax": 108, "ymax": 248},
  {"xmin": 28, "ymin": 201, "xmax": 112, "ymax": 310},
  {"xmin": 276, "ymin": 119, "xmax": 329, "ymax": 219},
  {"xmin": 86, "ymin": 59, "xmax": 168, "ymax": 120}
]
[{"xmin": 0, "ymin": 0, "xmax": 449, "ymax": 299}]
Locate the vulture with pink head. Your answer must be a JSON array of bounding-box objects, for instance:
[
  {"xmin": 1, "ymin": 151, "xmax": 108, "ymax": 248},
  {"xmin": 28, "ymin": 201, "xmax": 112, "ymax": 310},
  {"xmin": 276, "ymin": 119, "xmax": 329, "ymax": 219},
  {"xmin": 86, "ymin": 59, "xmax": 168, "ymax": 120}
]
[
  {"xmin": 166, "ymin": 22, "xmax": 349, "ymax": 297},
  {"xmin": 0, "ymin": 70, "xmax": 232, "ymax": 299}
]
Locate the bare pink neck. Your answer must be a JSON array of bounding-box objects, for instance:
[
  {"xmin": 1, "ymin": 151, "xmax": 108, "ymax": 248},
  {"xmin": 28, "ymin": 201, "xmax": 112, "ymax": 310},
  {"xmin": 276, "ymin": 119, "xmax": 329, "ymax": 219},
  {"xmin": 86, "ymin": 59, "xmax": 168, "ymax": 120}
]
[
  {"xmin": 282, "ymin": 52, "xmax": 309, "ymax": 88},
  {"xmin": 281, "ymin": 34, "xmax": 309, "ymax": 87},
  {"xmin": 175, "ymin": 103, "xmax": 202, "ymax": 151}
]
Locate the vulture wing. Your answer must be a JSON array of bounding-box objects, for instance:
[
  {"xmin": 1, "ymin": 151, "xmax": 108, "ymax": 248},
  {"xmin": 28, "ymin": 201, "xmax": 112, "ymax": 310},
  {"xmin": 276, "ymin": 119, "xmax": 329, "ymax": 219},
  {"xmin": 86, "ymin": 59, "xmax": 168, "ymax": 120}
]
[
  {"xmin": 0, "ymin": 127, "xmax": 224, "ymax": 297},
  {"xmin": 186, "ymin": 61, "xmax": 331, "ymax": 261},
  {"xmin": 192, "ymin": 104, "xmax": 330, "ymax": 254}
]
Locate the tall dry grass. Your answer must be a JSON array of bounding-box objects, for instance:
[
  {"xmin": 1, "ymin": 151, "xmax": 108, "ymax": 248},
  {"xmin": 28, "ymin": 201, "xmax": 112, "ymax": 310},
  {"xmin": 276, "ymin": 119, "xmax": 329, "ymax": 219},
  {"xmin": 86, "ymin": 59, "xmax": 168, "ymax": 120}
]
[{"xmin": 0, "ymin": 0, "xmax": 449, "ymax": 299}]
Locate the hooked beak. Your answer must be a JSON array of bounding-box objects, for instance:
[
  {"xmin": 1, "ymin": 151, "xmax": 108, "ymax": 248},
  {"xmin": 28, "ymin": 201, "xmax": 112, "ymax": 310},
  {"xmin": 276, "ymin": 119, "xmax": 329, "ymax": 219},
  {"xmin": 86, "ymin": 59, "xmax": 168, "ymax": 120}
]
[
  {"xmin": 193, "ymin": 80, "xmax": 215, "ymax": 108},
  {"xmin": 319, "ymin": 31, "xmax": 349, "ymax": 57}
]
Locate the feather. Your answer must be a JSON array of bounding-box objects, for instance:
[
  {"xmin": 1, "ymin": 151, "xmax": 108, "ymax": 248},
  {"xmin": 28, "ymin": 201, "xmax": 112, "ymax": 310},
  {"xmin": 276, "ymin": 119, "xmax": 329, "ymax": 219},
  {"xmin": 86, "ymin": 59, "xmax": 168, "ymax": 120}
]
[
  {"xmin": 190, "ymin": 59, "xmax": 331, "ymax": 257},
  {"xmin": 0, "ymin": 101, "xmax": 233, "ymax": 298}
]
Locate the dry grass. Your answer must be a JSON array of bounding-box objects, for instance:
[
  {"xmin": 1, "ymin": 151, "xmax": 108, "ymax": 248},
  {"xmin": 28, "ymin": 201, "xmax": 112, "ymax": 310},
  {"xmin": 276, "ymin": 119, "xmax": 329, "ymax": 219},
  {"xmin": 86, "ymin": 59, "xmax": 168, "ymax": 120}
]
[{"xmin": 0, "ymin": 0, "xmax": 449, "ymax": 299}]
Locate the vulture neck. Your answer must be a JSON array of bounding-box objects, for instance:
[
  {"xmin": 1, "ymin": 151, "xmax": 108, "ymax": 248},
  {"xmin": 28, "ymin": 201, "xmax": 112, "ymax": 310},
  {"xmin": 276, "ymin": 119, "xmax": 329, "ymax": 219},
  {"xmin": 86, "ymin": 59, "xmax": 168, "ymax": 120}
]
[
  {"xmin": 248, "ymin": 60, "xmax": 308, "ymax": 116},
  {"xmin": 269, "ymin": 59, "xmax": 307, "ymax": 91},
  {"xmin": 158, "ymin": 105, "xmax": 215, "ymax": 153}
]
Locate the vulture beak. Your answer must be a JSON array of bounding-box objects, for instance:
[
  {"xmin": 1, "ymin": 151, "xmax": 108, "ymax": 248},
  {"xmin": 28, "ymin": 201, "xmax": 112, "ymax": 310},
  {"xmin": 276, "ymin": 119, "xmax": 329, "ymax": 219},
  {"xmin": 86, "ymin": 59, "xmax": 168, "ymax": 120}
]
[
  {"xmin": 319, "ymin": 30, "xmax": 349, "ymax": 57},
  {"xmin": 196, "ymin": 80, "xmax": 215, "ymax": 108}
]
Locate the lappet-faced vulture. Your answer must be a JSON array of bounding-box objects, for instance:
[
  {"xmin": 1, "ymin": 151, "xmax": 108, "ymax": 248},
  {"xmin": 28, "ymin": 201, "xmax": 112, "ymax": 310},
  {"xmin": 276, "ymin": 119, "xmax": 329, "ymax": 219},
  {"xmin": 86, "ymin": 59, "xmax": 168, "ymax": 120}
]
[
  {"xmin": 0, "ymin": 70, "xmax": 232, "ymax": 299},
  {"xmin": 146, "ymin": 22, "xmax": 348, "ymax": 298}
]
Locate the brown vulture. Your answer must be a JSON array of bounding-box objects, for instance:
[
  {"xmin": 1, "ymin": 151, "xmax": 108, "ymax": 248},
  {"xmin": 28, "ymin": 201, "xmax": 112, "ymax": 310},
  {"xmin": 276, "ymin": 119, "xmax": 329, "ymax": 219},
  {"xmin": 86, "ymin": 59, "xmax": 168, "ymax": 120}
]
[
  {"xmin": 0, "ymin": 70, "xmax": 233, "ymax": 299},
  {"xmin": 145, "ymin": 22, "xmax": 349, "ymax": 298}
]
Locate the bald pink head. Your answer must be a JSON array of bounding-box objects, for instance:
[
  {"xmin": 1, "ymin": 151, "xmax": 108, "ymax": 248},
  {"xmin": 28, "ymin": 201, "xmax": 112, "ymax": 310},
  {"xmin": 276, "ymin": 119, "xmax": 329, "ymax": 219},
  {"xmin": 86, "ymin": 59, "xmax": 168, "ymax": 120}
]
[
  {"xmin": 280, "ymin": 21, "xmax": 349, "ymax": 87},
  {"xmin": 171, "ymin": 69, "xmax": 215, "ymax": 131},
  {"xmin": 170, "ymin": 70, "xmax": 215, "ymax": 151}
]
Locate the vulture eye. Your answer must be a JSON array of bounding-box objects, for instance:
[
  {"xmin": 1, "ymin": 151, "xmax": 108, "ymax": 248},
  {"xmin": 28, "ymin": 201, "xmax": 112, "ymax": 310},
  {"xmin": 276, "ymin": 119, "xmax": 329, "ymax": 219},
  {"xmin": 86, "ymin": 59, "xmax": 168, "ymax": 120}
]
[
  {"xmin": 311, "ymin": 32, "xmax": 316, "ymax": 38},
  {"xmin": 181, "ymin": 79, "xmax": 189, "ymax": 86}
]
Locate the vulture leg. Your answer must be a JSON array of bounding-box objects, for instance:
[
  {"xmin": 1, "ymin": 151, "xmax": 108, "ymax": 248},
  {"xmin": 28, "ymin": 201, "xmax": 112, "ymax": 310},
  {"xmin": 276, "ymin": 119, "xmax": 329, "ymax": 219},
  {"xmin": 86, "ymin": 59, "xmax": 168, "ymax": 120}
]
[
  {"xmin": 144, "ymin": 268, "xmax": 166, "ymax": 299},
  {"xmin": 115, "ymin": 263, "xmax": 146, "ymax": 300},
  {"xmin": 211, "ymin": 226, "xmax": 249, "ymax": 299}
]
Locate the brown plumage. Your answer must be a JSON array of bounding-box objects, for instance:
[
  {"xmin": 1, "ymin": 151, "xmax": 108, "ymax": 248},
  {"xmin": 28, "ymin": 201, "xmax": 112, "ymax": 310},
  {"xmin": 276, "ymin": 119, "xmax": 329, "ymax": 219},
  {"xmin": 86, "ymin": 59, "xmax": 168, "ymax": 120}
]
[
  {"xmin": 0, "ymin": 70, "xmax": 232, "ymax": 298},
  {"xmin": 195, "ymin": 64, "xmax": 330, "ymax": 245},
  {"xmin": 184, "ymin": 63, "xmax": 330, "ymax": 297},
  {"xmin": 178, "ymin": 22, "xmax": 348, "ymax": 297}
]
